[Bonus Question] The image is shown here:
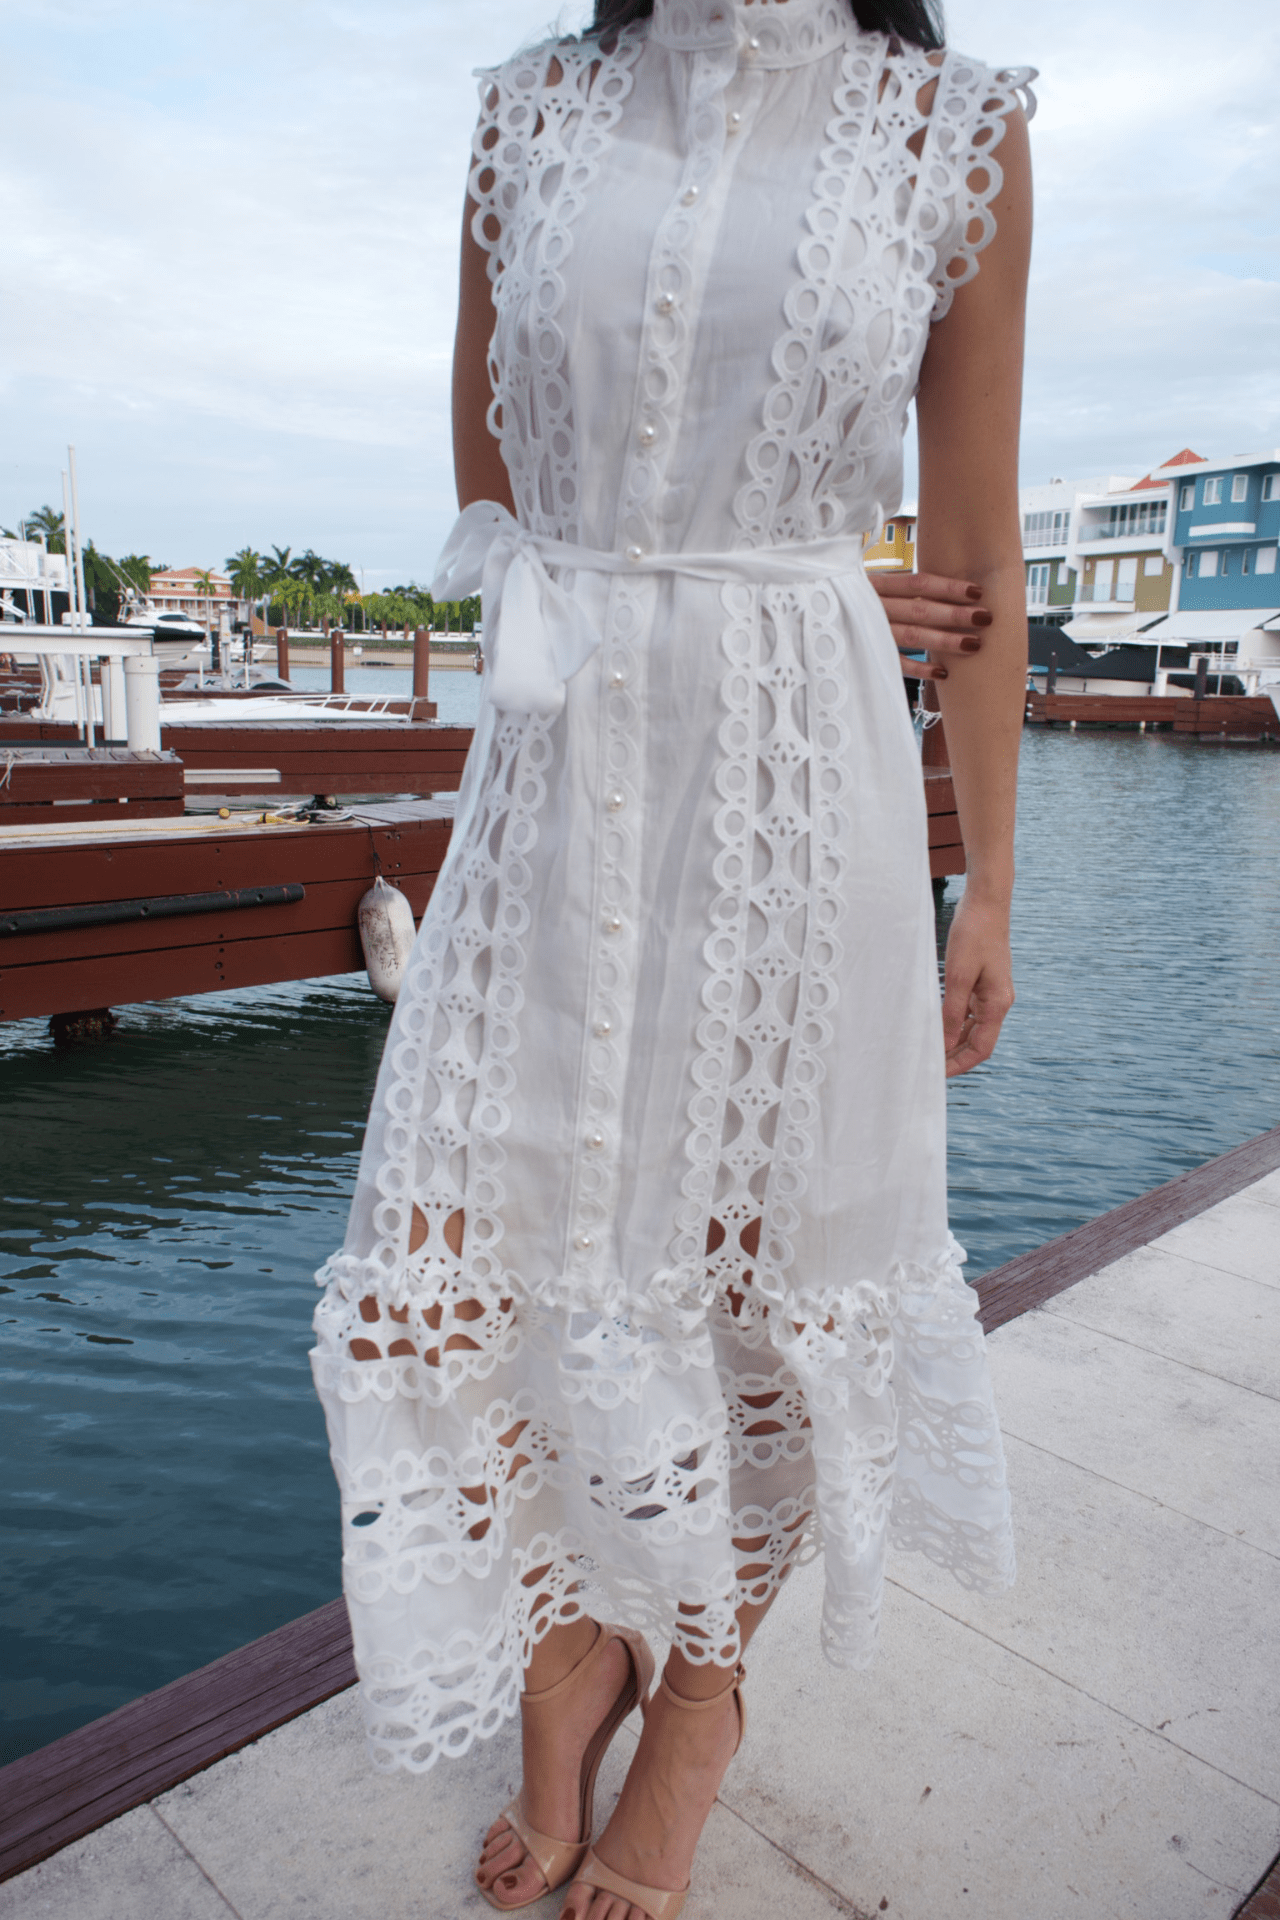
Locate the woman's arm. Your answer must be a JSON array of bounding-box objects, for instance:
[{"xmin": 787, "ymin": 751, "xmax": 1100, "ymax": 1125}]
[
  {"xmin": 453, "ymin": 205, "xmax": 516, "ymax": 514},
  {"xmin": 915, "ymin": 107, "xmax": 1032, "ymax": 1077}
]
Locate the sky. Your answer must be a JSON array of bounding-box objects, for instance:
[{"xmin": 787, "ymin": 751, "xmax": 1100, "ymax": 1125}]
[{"xmin": 3, "ymin": 0, "xmax": 1278, "ymax": 586}]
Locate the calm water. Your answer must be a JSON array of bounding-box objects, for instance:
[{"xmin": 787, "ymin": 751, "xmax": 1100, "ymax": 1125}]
[
  {"xmin": 2, "ymin": 728, "xmax": 1278, "ymax": 1763},
  {"xmin": 290, "ymin": 661, "xmax": 483, "ymax": 726}
]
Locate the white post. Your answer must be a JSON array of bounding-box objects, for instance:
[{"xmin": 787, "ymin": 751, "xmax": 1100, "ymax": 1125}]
[
  {"xmin": 67, "ymin": 445, "xmax": 95, "ymax": 748},
  {"xmin": 60, "ymin": 470, "xmax": 86, "ymax": 743},
  {"xmin": 123, "ymin": 652, "xmax": 161, "ymax": 752},
  {"xmin": 103, "ymin": 655, "xmax": 128, "ymax": 743}
]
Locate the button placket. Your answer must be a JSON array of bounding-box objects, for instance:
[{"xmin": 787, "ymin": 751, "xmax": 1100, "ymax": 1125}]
[
  {"xmin": 568, "ymin": 43, "xmax": 742, "ymax": 1282},
  {"xmin": 565, "ymin": 575, "xmax": 649, "ymax": 1278}
]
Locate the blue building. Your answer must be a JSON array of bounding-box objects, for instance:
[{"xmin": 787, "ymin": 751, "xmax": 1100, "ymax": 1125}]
[{"xmin": 1174, "ymin": 451, "xmax": 1280, "ymax": 611}]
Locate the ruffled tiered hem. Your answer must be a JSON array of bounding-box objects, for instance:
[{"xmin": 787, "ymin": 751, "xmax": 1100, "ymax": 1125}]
[{"xmin": 310, "ymin": 1234, "xmax": 1014, "ymax": 1773}]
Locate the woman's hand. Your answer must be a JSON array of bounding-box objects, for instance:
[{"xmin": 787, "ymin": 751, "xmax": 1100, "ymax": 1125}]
[
  {"xmin": 870, "ymin": 569, "xmax": 993, "ymax": 681},
  {"xmin": 941, "ymin": 890, "xmax": 1015, "ymax": 1077}
]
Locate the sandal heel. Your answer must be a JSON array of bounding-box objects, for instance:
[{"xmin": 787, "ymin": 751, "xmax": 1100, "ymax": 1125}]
[{"xmin": 477, "ymin": 1621, "xmax": 654, "ymax": 1913}]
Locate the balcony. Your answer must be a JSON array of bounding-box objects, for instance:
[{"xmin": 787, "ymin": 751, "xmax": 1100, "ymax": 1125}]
[
  {"xmin": 1077, "ymin": 523, "xmax": 1167, "ymax": 543},
  {"xmin": 1078, "ymin": 586, "xmax": 1137, "ymax": 607},
  {"xmin": 1023, "ymin": 529, "xmax": 1069, "ymax": 550}
]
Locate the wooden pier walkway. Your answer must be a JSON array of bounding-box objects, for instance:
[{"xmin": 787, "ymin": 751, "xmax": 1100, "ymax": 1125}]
[
  {"xmin": 1025, "ymin": 691, "xmax": 1279, "ymax": 740},
  {"xmin": 2, "ymin": 1127, "xmax": 1277, "ymax": 1918}
]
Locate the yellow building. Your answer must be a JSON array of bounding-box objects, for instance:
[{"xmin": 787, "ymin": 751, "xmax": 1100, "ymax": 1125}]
[{"xmin": 863, "ymin": 513, "xmax": 917, "ymax": 571}]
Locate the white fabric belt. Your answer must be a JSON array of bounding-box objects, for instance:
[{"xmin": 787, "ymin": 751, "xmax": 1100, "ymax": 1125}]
[{"xmin": 432, "ymin": 499, "xmax": 869, "ymax": 717}]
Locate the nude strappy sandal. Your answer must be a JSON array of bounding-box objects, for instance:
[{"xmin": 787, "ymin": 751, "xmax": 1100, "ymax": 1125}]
[
  {"xmin": 479, "ymin": 1621, "xmax": 656, "ymax": 1913},
  {"xmin": 564, "ymin": 1661, "xmax": 747, "ymax": 1920}
]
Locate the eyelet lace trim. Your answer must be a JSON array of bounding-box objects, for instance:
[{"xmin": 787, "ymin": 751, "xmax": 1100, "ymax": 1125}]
[
  {"xmin": 316, "ymin": 714, "xmax": 553, "ymax": 1322},
  {"xmin": 924, "ymin": 58, "xmax": 1037, "ymax": 319},
  {"xmin": 734, "ymin": 42, "xmax": 1036, "ymax": 546},
  {"xmin": 470, "ymin": 32, "xmax": 644, "ymax": 542}
]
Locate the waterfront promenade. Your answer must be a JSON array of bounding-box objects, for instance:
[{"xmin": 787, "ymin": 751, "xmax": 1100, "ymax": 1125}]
[{"xmin": 3, "ymin": 1151, "xmax": 1277, "ymax": 1919}]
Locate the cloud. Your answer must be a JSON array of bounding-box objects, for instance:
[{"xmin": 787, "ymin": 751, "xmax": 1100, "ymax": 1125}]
[{"xmin": 2, "ymin": 0, "xmax": 1277, "ymax": 576}]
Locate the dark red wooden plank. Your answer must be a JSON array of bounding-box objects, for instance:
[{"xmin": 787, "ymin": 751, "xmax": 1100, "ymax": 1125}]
[
  {"xmin": 975, "ymin": 1125, "xmax": 1280, "ymax": 1333},
  {"xmin": 0, "ymin": 799, "xmax": 184, "ymax": 827},
  {"xmin": 1237, "ymin": 1853, "xmax": 1280, "ymax": 1919},
  {"xmin": 0, "ymin": 815, "xmax": 451, "ymax": 912},
  {"xmin": 0, "ymin": 1600, "xmax": 354, "ymax": 1883},
  {"xmin": 1, "ymin": 856, "xmax": 446, "ymax": 969},
  {"xmin": 1, "ymin": 760, "xmax": 183, "ymax": 803}
]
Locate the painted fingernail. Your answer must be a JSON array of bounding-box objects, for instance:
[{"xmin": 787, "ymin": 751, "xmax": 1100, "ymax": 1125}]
[
  {"xmin": 960, "ymin": 638, "xmax": 982, "ymax": 653},
  {"xmin": 970, "ymin": 610, "xmax": 993, "ymax": 628},
  {"xmin": 933, "ymin": 666, "xmax": 948, "ymax": 679},
  {"xmin": 966, "ymin": 583, "xmax": 983, "ymax": 600}
]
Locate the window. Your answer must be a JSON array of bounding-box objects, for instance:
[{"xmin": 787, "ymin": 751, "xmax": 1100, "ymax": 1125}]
[
  {"xmin": 1022, "ymin": 508, "xmax": 1070, "ymax": 548},
  {"xmin": 1263, "ymin": 475, "xmax": 1278, "ymax": 502},
  {"xmin": 1092, "ymin": 558, "xmax": 1115, "ymax": 601},
  {"xmin": 1199, "ymin": 550, "xmax": 1219, "ymax": 578},
  {"xmin": 1258, "ymin": 546, "xmax": 1278, "ymax": 575},
  {"xmin": 1027, "ymin": 563, "xmax": 1050, "ymax": 606},
  {"xmin": 1116, "ymin": 556, "xmax": 1138, "ymax": 599},
  {"xmin": 1143, "ymin": 555, "xmax": 1164, "ymax": 576},
  {"xmin": 1095, "ymin": 500, "xmax": 1168, "ymax": 540},
  {"xmin": 1231, "ymin": 474, "xmax": 1248, "ymax": 503},
  {"xmin": 1242, "ymin": 549, "xmax": 1251, "ymax": 574},
  {"xmin": 1203, "ymin": 476, "xmax": 1223, "ymax": 505},
  {"xmin": 1180, "ymin": 482, "xmax": 1195, "ymax": 511},
  {"xmin": 1183, "ymin": 551, "xmax": 1196, "ymax": 575}
]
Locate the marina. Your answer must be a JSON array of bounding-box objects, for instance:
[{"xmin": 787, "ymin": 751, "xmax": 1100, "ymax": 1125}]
[{"xmin": 2, "ymin": 723, "xmax": 1277, "ymax": 1794}]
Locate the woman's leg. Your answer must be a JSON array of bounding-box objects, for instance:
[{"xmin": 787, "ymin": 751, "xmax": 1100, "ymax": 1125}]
[
  {"xmin": 559, "ymin": 1578, "xmax": 789, "ymax": 1920},
  {"xmin": 475, "ymin": 1611, "xmax": 636, "ymax": 1905}
]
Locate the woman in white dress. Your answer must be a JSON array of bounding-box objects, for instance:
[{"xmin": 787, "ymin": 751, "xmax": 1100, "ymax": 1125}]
[{"xmin": 311, "ymin": 0, "xmax": 1033, "ymax": 1913}]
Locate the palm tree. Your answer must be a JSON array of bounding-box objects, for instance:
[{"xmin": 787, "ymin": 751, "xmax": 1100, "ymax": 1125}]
[
  {"xmin": 193, "ymin": 568, "xmax": 220, "ymax": 634},
  {"xmin": 225, "ymin": 547, "xmax": 264, "ymax": 597},
  {"xmin": 226, "ymin": 547, "xmax": 266, "ymax": 634},
  {"xmin": 8, "ymin": 505, "xmax": 66, "ymax": 552},
  {"xmin": 263, "ymin": 547, "xmax": 295, "ymax": 627}
]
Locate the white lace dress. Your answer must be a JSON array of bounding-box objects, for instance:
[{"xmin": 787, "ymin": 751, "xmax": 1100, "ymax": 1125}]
[{"xmin": 312, "ymin": 0, "xmax": 1033, "ymax": 1773}]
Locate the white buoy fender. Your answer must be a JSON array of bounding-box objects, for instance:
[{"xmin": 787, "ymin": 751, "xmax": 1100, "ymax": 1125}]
[{"xmin": 357, "ymin": 875, "xmax": 417, "ymax": 1003}]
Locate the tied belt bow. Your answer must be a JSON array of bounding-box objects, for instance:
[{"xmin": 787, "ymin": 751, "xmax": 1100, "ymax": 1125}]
[{"xmin": 432, "ymin": 500, "xmax": 871, "ymax": 717}]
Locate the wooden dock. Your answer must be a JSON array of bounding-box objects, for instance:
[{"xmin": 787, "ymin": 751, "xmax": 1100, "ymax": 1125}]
[
  {"xmin": 2, "ymin": 1125, "xmax": 1277, "ymax": 1911},
  {"xmin": 0, "ymin": 803, "xmax": 455, "ymax": 1024},
  {"xmin": 1025, "ymin": 691, "xmax": 1278, "ymax": 740},
  {"xmin": 0, "ymin": 747, "xmax": 185, "ymax": 826}
]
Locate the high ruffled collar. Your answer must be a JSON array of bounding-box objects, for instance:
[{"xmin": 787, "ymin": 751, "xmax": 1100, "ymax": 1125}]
[{"xmin": 649, "ymin": 0, "xmax": 854, "ymax": 67}]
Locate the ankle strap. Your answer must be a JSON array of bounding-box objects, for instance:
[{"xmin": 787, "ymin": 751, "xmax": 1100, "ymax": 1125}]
[
  {"xmin": 658, "ymin": 1661, "xmax": 746, "ymax": 1713},
  {"xmin": 521, "ymin": 1622, "xmax": 605, "ymax": 1707}
]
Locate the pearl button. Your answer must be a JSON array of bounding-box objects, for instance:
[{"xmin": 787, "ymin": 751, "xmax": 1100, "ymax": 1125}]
[
  {"xmin": 681, "ymin": 185, "xmax": 700, "ymax": 206},
  {"xmin": 606, "ymin": 789, "xmax": 625, "ymax": 812},
  {"xmin": 608, "ymin": 668, "xmax": 627, "ymax": 689},
  {"xmin": 603, "ymin": 914, "xmax": 622, "ymax": 934},
  {"xmin": 656, "ymin": 290, "xmax": 677, "ymax": 314},
  {"xmin": 594, "ymin": 1019, "xmax": 612, "ymax": 1038},
  {"xmin": 744, "ymin": 34, "xmax": 761, "ymax": 56},
  {"xmin": 624, "ymin": 544, "xmax": 644, "ymax": 564},
  {"xmin": 574, "ymin": 1232, "xmax": 594, "ymax": 1253},
  {"xmin": 727, "ymin": 110, "xmax": 743, "ymax": 133},
  {"xmin": 586, "ymin": 1130, "xmax": 605, "ymax": 1150},
  {"xmin": 638, "ymin": 422, "xmax": 657, "ymax": 446}
]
